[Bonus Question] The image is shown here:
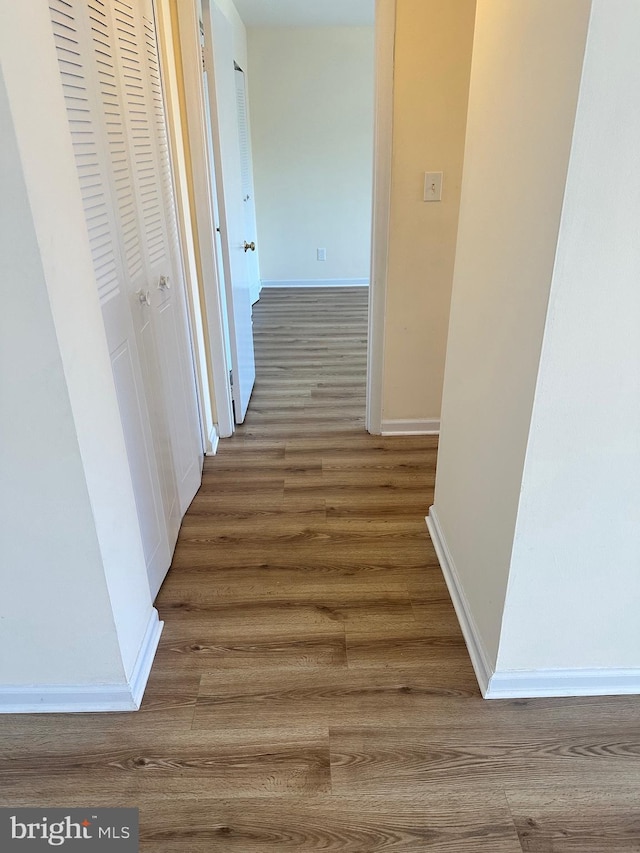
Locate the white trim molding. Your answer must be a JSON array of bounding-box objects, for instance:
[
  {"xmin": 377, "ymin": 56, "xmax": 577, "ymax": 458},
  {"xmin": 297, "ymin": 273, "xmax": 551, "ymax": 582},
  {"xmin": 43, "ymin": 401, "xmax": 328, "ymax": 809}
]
[
  {"xmin": 0, "ymin": 610, "xmax": 163, "ymax": 714},
  {"xmin": 366, "ymin": 0, "xmax": 396, "ymax": 436},
  {"xmin": 156, "ymin": 0, "xmax": 218, "ymax": 454},
  {"xmin": 382, "ymin": 418, "xmax": 440, "ymax": 435},
  {"xmin": 426, "ymin": 508, "xmax": 493, "ymax": 696},
  {"xmin": 486, "ymin": 668, "xmax": 640, "ymax": 699},
  {"xmin": 127, "ymin": 609, "xmax": 164, "ymax": 707},
  {"xmin": 173, "ymin": 0, "xmax": 235, "ymax": 440},
  {"xmin": 261, "ymin": 279, "xmax": 369, "ymax": 288},
  {"xmin": 427, "ymin": 509, "xmax": 640, "ymax": 700},
  {"xmin": 206, "ymin": 424, "xmax": 220, "ymax": 456}
]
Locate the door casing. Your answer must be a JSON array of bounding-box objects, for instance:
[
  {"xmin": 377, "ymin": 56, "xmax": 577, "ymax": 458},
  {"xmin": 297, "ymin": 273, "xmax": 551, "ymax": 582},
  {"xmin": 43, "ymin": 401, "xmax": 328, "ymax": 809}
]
[{"xmin": 160, "ymin": 0, "xmax": 395, "ymax": 438}]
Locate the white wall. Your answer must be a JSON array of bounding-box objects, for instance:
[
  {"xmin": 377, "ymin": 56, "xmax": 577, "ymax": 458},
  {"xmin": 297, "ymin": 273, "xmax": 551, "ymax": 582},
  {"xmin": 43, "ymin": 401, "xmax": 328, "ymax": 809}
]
[
  {"xmin": 432, "ymin": 0, "xmax": 592, "ymax": 668},
  {"xmin": 0, "ymin": 0, "xmax": 158, "ymax": 704},
  {"xmin": 0, "ymin": 72, "xmax": 123, "ymax": 684},
  {"xmin": 498, "ymin": 0, "xmax": 640, "ymax": 672},
  {"xmin": 211, "ymin": 0, "xmax": 248, "ymax": 69},
  {"xmin": 247, "ymin": 27, "xmax": 374, "ymax": 283},
  {"xmin": 380, "ymin": 0, "xmax": 476, "ymax": 426}
]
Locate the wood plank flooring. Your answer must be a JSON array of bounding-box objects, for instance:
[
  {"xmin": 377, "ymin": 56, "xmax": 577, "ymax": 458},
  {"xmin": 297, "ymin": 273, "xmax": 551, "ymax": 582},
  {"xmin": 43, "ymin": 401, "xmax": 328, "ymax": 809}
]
[{"xmin": 2, "ymin": 287, "xmax": 640, "ymax": 851}]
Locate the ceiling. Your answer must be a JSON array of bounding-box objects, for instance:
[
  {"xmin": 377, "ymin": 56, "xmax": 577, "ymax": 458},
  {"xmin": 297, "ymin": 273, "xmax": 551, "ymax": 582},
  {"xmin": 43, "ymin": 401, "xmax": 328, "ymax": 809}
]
[{"xmin": 232, "ymin": 0, "xmax": 375, "ymax": 28}]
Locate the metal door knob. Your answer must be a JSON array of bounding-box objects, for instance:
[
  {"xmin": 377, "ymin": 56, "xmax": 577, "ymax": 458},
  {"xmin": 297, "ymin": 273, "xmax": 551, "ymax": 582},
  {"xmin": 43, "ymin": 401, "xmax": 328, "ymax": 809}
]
[
  {"xmin": 158, "ymin": 275, "xmax": 171, "ymax": 290},
  {"xmin": 243, "ymin": 241, "xmax": 256, "ymax": 253},
  {"xmin": 137, "ymin": 289, "xmax": 151, "ymax": 306}
]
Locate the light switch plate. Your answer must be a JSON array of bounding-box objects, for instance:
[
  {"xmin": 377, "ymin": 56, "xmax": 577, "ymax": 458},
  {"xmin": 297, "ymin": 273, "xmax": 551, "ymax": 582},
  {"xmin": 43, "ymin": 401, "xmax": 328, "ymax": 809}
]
[{"xmin": 424, "ymin": 172, "xmax": 443, "ymax": 202}]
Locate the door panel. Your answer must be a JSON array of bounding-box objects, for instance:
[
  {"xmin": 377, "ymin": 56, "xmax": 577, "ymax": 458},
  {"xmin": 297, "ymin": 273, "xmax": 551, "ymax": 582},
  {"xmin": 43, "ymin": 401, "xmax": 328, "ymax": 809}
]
[
  {"xmin": 142, "ymin": 0, "xmax": 204, "ymax": 509},
  {"xmin": 136, "ymin": 299, "xmax": 180, "ymax": 550},
  {"xmin": 204, "ymin": 1, "xmax": 256, "ymax": 423},
  {"xmin": 111, "ymin": 0, "xmax": 203, "ymax": 526},
  {"xmin": 110, "ymin": 341, "xmax": 167, "ymax": 579},
  {"xmin": 111, "ymin": 0, "xmax": 182, "ymax": 551},
  {"xmin": 50, "ymin": 0, "xmax": 172, "ymax": 593},
  {"xmin": 234, "ymin": 67, "xmax": 261, "ymax": 306},
  {"xmin": 116, "ymin": 0, "xmax": 202, "ymax": 515},
  {"xmin": 50, "ymin": 0, "xmax": 203, "ymax": 598},
  {"xmin": 157, "ymin": 298, "xmax": 202, "ymax": 513}
]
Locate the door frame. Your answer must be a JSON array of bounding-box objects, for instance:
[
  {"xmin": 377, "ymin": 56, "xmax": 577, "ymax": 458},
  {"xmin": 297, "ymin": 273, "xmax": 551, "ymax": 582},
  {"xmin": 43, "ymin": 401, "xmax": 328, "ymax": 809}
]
[
  {"xmin": 202, "ymin": 0, "xmax": 257, "ymax": 425},
  {"xmin": 157, "ymin": 0, "xmax": 235, "ymax": 441},
  {"xmin": 157, "ymin": 0, "xmax": 395, "ymax": 440},
  {"xmin": 366, "ymin": 0, "xmax": 396, "ymax": 435}
]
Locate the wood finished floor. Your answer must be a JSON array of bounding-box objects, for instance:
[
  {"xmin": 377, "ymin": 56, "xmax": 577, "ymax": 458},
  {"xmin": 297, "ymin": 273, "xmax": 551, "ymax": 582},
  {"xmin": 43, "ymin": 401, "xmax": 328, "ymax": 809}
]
[{"xmin": 2, "ymin": 287, "xmax": 640, "ymax": 850}]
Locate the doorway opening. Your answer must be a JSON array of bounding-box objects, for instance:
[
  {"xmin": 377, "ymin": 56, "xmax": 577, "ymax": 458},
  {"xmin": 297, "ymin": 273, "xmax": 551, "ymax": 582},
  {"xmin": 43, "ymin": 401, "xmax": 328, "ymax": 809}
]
[{"xmin": 172, "ymin": 0, "xmax": 394, "ymax": 439}]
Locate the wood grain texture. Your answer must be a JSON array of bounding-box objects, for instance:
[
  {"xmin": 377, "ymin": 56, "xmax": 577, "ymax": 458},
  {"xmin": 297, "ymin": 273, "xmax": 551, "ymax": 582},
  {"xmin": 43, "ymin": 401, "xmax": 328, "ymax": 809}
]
[
  {"xmin": 505, "ymin": 787, "xmax": 640, "ymax": 852},
  {"xmin": 1, "ymin": 728, "xmax": 330, "ymax": 800},
  {"xmin": 134, "ymin": 794, "xmax": 523, "ymax": 852},
  {"xmin": 330, "ymin": 727, "xmax": 640, "ymax": 792},
  {"xmin": 1, "ymin": 288, "xmax": 640, "ymax": 850}
]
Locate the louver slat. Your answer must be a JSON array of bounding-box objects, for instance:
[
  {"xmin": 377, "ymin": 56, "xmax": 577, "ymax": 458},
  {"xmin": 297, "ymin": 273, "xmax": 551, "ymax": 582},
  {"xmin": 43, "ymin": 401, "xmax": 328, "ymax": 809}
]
[{"xmin": 50, "ymin": 0, "xmax": 119, "ymax": 306}]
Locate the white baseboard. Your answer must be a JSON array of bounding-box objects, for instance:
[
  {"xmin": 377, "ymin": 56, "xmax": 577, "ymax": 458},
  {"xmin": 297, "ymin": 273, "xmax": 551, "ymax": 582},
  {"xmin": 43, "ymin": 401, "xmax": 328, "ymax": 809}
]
[
  {"xmin": 427, "ymin": 509, "xmax": 640, "ymax": 699},
  {"xmin": 486, "ymin": 668, "xmax": 640, "ymax": 699},
  {"xmin": 261, "ymin": 278, "xmax": 369, "ymax": 288},
  {"xmin": 426, "ymin": 508, "xmax": 493, "ymax": 696},
  {"xmin": 127, "ymin": 608, "xmax": 164, "ymax": 708},
  {"xmin": 382, "ymin": 419, "xmax": 440, "ymax": 435},
  {"xmin": 206, "ymin": 425, "xmax": 220, "ymax": 456},
  {"xmin": 0, "ymin": 609, "xmax": 163, "ymax": 713}
]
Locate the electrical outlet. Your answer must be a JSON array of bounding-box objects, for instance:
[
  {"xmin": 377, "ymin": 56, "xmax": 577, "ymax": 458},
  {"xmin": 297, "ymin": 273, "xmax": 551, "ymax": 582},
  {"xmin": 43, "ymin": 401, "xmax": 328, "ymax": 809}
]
[{"xmin": 317, "ymin": 248, "xmax": 327, "ymax": 261}]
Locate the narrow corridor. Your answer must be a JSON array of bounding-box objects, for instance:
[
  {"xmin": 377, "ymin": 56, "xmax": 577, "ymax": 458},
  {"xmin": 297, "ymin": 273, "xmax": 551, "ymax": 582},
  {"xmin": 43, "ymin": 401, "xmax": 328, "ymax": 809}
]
[{"xmin": 2, "ymin": 289, "xmax": 637, "ymax": 851}]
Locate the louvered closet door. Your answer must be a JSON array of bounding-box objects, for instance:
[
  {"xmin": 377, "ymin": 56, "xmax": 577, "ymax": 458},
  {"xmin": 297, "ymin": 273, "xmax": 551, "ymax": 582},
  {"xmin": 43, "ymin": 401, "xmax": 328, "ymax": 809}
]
[
  {"xmin": 113, "ymin": 0, "xmax": 203, "ymax": 520},
  {"xmin": 50, "ymin": 0, "xmax": 203, "ymax": 598},
  {"xmin": 50, "ymin": 0, "xmax": 172, "ymax": 594},
  {"xmin": 108, "ymin": 0, "xmax": 181, "ymax": 550}
]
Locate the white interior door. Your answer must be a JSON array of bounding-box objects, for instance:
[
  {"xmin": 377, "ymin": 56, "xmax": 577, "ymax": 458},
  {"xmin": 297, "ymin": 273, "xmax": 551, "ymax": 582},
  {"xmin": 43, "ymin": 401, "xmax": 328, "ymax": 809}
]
[
  {"xmin": 50, "ymin": 0, "xmax": 203, "ymax": 598},
  {"xmin": 110, "ymin": 0, "xmax": 182, "ymax": 554},
  {"xmin": 234, "ymin": 66, "xmax": 261, "ymax": 306},
  {"xmin": 201, "ymin": 61, "xmax": 233, "ymax": 373},
  {"xmin": 50, "ymin": 0, "xmax": 172, "ymax": 592},
  {"xmin": 129, "ymin": 0, "xmax": 204, "ymax": 517},
  {"xmin": 203, "ymin": 1, "xmax": 256, "ymax": 424}
]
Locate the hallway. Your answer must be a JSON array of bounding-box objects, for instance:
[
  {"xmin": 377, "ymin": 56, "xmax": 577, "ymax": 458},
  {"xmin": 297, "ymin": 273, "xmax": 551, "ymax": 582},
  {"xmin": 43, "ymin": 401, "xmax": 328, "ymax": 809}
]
[{"xmin": 1, "ymin": 288, "xmax": 639, "ymax": 850}]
